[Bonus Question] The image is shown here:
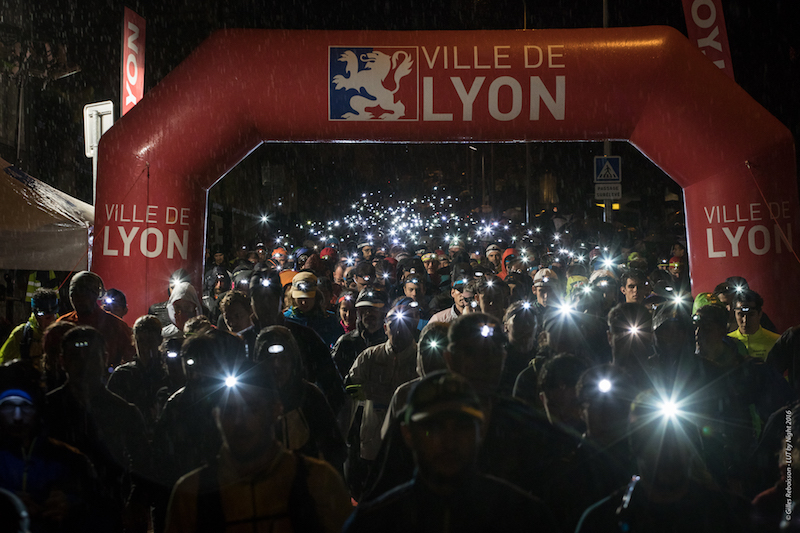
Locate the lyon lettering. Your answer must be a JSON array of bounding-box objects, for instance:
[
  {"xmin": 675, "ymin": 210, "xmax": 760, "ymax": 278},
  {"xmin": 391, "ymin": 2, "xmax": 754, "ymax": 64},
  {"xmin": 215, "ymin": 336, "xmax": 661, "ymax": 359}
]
[
  {"xmin": 423, "ymin": 75, "xmax": 565, "ymax": 121},
  {"xmin": 691, "ymin": 0, "xmax": 726, "ymax": 69},
  {"xmin": 125, "ymin": 22, "xmax": 141, "ymax": 106},
  {"xmin": 705, "ymin": 224, "xmax": 793, "ymax": 258},
  {"xmin": 101, "ymin": 203, "xmax": 190, "ymax": 260}
]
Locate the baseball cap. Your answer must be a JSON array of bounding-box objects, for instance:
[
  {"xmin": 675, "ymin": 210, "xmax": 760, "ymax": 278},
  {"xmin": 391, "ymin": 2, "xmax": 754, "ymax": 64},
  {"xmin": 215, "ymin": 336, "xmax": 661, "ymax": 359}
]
[
  {"xmin": 405, "ymin": 371, "xmax": 484, "ymax": 424},
  {"xmin": 291, "ymin": 272, "xmax": 317, "ymax": 299},
  {"xmin": 486, "ymin": 244, "xmax": 502, "ymax": 254},
  {"xmin": 355, "ymin": 289, "xmax": 389, "ymax": 308},
  {"xmin": 533, "ymin": 268, "xmax": 558, "ymax": 287}
]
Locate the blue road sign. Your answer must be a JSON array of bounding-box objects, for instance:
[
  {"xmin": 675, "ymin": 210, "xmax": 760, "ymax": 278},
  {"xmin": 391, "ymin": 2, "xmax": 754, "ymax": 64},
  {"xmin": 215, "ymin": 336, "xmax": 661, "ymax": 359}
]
[{"xmin": 594, "ymin": 156, "xmax": 622, "ymax": 183}]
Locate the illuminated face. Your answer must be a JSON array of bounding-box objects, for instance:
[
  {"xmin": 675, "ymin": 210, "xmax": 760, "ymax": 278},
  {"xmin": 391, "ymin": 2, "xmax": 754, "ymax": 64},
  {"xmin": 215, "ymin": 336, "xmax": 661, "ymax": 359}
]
[
  {"xmin": 734, "ymin": 301, "xmax": 762, "ymax": 335},
  {"xmin": 534, "ymin": 285, "xmax": 554, "ymax": 307},
  {"xmin": 621, "ymin": 278, "xmax": 645, "ymax": 304},
  {"xmin": 358, "ymin": 306, "xmax": 385, "ymax": 334},
  {"xmin": 214, "ymin": 252, "xmax": 225, "ymax": 265},
  {"xmin": 355, "ymin": 276, "xmax": 372, "ymax": 293},
  {"xmin": 294, "ymin": 296, "xmax": 315, "ymax": 313},
  {"xmin": 361, "ymin": 246, "xmax": 374, "ymax": 260},
  {"xmin": 486, "ymin": 250, "xmax": 502, "ymax": 267},
  {"xmin": 424, "ymin": 260, "xmax": 439, "ymax": 276},
  {"xmin": 451, "ymin": 286, "xmax": 466, "ymax": 311},
  {"xmin": 339, "ymin": 299, "xmax": 356, "ymax": 328},
  {"xmin": 404, "ymin": 282, "xmax": 423, "ymax": 302}
]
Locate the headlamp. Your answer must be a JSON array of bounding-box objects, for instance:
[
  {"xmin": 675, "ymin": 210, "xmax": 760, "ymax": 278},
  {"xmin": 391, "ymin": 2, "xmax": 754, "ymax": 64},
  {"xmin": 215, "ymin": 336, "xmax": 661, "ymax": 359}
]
[
  {"xmin": 658, "ymin": 400, "xmax": 679, "ymax": 419},
  {"xmin": 104, "ymin": 296, "xmax": 114, "ymax": 305},
  {"xmin": 598, "ymin": 379, "xmax": 612, "ymax": 393},
  {"xmin": 470, "ymin": 300, "xmax": 479, "ymax": 309},
  {"xmin": 734, "ymin": 285, "xmax": 745, "ymax": 294},
  {"xmin": 628, "ymin": 325, "xmax": 641, "ymax": 335},
  {"xmin": 409, "ymin": 301, "xmax": 420, "ymax": 308},
  {"xmin": 260, "ymin": 278, "xmax": 270, "ymax": 287},
  {"xmin": 268, "ymin": 344, "xmax": 285, "ymax": 354},
  {"xmin": 480, "ymin": 325, "xmax": 494, "ymax": 338},
  {"xmin": 297, "ymin": 282, "xmax": 309, "ymax": 292},
  {"xmin": 522, "ymin": 301, "xmax": 531, "ymax": 310},
  {"xmin": 383, "ymin": 273, "xmax": 389, "ymax": 279},
  {"xmin": 185, "ymin": 358, "xmax": 195, "ymax": 366},
  {"xmin": 739, "ymin": 306, "xmax": 753, "ymax": 313},
  {"xmin": 73, "ymin": 341, "xmax": 89, "ymax": 348},
  {"xmin": 363, "ymin": 276, "xmax": 371, "ymax": 282},
  {"xmin": 225, "ymin": 375, "xmax": 239, "ymax": 388},
  {"xmin": 167, "ymin": 351, "xmax": 179, "ymax": 359}
]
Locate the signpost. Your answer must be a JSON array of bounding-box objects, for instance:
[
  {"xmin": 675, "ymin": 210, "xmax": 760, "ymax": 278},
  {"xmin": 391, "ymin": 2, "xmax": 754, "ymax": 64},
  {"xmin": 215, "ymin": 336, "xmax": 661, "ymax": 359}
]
[
  {"xmin": 83, "ymin": 101, "xmax": 114, "ymax": 206},
  {"xmin": 594, "ymin": 155, "xmax": 621, "ymax": 201}
]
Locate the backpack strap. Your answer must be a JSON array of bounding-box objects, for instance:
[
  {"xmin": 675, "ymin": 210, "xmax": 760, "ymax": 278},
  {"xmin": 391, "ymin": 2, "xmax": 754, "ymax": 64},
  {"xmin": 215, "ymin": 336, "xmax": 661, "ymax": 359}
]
[{"xmin": 19, "ymin": 323, "xmax": 34, "ymax": 361}]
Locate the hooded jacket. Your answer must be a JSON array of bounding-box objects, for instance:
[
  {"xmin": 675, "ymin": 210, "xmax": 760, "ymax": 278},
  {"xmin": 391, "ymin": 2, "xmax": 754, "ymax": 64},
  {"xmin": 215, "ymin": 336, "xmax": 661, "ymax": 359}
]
[
  {"xmin": 162, "ymin": 282, "xmax": 202, "ymax": 340},
  {"xmin": 497, "ymin": 248, "xmax": 518, "ymax": 280}
]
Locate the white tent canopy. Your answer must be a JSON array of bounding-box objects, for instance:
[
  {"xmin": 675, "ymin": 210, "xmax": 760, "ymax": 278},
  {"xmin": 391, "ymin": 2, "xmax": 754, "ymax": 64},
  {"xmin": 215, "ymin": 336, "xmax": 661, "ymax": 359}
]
[{"xmin": 0, "ymin": 158, "xmax": 94, "ymax": 271}]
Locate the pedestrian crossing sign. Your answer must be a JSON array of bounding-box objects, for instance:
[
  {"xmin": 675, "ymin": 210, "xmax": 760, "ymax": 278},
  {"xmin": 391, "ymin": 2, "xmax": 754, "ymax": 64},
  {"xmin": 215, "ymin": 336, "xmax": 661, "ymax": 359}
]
[{"xmin": 594, "ymin": 156, "xmax": 622, "ymax": 183}]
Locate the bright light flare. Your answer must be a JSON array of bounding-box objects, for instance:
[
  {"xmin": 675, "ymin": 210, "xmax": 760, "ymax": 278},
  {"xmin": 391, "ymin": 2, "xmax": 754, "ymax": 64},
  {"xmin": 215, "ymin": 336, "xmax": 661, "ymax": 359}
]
[
  {"xmin": 658, "ymin": 400, "xmax": 679, "ymax": 419},
  {"xmin": 225, "ymin": 375, "xmax": 239, "ymax": 388},
  {"xmin": 598, "ymin": 379, "xmax": 612, "ymax": 393}
]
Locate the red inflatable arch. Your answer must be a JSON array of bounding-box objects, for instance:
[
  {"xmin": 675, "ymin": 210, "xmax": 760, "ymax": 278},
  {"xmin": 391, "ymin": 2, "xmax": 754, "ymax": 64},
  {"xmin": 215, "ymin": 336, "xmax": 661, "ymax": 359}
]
[{"xmin": 94, "ymin": 26, "xmax": 799, "ymax": 330}]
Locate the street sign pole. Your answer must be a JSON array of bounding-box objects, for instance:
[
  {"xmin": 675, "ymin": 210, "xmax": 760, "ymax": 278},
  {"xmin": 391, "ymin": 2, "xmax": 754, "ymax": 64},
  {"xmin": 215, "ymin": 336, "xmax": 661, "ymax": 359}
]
[{"xmin": 83, "ymin": 101, "xmax": 114, "ymax": 206}]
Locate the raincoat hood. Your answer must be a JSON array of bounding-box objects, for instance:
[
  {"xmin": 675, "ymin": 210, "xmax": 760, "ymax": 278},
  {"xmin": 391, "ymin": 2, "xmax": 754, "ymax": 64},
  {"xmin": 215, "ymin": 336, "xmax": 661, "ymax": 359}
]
[
  {"xmin": 167, "ymin": 282, "xmax": 201, "ymax": 326},
  {"xmin": 498, "ymin": 248, "xmax": 518, "ymax": 280}
]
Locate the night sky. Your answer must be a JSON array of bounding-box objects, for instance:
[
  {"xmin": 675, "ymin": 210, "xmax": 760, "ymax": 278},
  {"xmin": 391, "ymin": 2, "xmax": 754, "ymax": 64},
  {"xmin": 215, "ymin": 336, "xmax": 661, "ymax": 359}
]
[{"xmin": 6, "ymin": 0, "xmax": 799, "ymax": 249}]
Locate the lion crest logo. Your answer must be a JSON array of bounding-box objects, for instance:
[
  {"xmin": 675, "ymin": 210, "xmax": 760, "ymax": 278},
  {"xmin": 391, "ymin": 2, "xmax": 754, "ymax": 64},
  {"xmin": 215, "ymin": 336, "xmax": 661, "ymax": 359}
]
[{"xmin": 329, "ymin": 47, "xmax": 418, "ymax": 121}]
